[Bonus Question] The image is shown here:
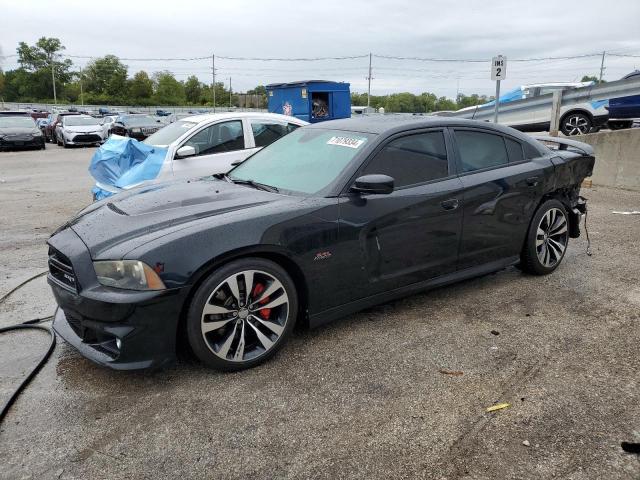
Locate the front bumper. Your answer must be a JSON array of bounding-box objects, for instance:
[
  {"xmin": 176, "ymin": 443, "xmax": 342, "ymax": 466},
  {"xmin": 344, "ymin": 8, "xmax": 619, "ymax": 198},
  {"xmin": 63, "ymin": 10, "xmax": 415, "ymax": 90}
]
[
  {"xmin": 48, "ymin": 227, "xmax": 189, "ymax": 370},
  {"xmin": 65, "ymin": 133, "xmax": 104, "ymax": 145},
  {"xmin": 0, "ymin": 136, "xmax": 44, "ymax": 149}
]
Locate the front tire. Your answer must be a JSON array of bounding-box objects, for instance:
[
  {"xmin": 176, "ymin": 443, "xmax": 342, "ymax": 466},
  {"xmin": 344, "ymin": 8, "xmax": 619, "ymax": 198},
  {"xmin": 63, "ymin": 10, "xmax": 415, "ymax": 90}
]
[
  {"xmin": 561, "ymin": 112, "xmax": 592, "ymax": 136},
  {"xmin": 186, "ymin": 258, "xmax": 298, "ymax": 371},
  {"xmin": 520, "ymin": 199, "xmax": 570, "ymax": 275}
]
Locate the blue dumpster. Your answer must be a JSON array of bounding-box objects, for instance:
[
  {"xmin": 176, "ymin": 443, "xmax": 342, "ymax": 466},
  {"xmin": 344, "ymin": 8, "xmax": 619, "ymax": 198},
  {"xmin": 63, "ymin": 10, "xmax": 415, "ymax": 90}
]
[{"xmin": 266, "ymin": 80, "xmax": 351, "ymax": 123}]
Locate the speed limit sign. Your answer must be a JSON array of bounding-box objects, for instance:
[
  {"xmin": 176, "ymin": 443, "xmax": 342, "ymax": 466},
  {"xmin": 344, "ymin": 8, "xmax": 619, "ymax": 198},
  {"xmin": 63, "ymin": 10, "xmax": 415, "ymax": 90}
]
[{"xmin": 491, "ymin": 56, "xmax": 507, "ymax": 80}]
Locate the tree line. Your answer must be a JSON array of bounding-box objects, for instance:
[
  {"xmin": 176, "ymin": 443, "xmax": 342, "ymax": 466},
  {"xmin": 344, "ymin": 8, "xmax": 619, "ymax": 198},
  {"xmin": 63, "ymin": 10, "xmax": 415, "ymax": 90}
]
[{"xmin": 0, "ymin": 37, "xmax": 495, "ymax": 111}]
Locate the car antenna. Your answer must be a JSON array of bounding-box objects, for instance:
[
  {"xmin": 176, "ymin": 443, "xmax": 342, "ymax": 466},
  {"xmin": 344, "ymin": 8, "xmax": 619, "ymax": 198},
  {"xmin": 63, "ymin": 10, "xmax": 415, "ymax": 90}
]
[{"xmin": 471, "ymin": 104, "xmax": 479, "ymax": 120}]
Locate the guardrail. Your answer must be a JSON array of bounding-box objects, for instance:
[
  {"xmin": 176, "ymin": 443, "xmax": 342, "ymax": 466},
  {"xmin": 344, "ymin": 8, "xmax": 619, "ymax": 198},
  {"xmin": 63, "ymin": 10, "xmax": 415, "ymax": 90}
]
[{"xmin": 442, "ymin": 76, "xmax": 640, "ymax": 134}]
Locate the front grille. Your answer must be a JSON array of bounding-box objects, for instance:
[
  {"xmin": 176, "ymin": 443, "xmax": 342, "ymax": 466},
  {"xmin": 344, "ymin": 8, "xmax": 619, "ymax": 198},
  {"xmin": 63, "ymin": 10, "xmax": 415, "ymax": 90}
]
[
  {"xmin": 6, "ymin": 134, "xmax": 33, "ymax": 141},
  {"xmin": 48, "ymin": 247, "xmax": 78, "ymax": 291},
  {"xmin": 141, "ymin": 127, "xmax": 160, "ymax": 136},
  {"xmin": 71, "ymin": 134, "xmax": 101, "ymax": 143}
]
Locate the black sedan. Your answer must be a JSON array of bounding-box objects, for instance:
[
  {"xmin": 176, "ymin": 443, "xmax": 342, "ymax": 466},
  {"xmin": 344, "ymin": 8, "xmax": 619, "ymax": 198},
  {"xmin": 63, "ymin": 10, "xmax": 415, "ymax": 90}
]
[
  {"xmin": 0, "ymin": 115, "xmax": 45, "ymax": 150},
  {"xmin": 48, "ymin": 117, "xmax": 594, "ymax": 371},
  {"xmin": 109, "ymin": 114, "xmax": 164, "ymax": 140}
]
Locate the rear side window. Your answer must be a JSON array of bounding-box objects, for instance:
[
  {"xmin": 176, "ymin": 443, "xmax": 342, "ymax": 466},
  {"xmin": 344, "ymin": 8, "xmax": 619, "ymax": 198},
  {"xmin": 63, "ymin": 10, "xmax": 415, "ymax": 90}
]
[
  {"xmin": 362, "ymin": 131, "xmax": 448, "ymax": 188},
  {"xmin": 505, "ymin": 137, "xmax": 524, "ymax": 162},
  {"xmin": 455, "ymin": 131, "xmax": 508, "ymax": 172},
  {"xmin": 523, "ymin": 142, "xmax": 541, "ymax": 159},
  {"xmin": 251, "ymin": 120, "xmax": 292, "ymax": 148}
]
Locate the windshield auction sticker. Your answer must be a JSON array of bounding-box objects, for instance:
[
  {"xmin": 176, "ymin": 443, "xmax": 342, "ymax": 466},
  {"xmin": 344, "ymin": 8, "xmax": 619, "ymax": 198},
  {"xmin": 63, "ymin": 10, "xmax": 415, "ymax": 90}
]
[{"xmin": 327, "ymin": 136, "xmax": 365, "ymax": 149}]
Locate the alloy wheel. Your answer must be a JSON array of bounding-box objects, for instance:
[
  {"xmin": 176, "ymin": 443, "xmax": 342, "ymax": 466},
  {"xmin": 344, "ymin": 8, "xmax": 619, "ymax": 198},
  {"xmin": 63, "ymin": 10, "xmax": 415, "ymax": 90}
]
[
  {"xmin": 200, "ymin": 269, "xmax": 290, "ymax": 362},
  {"xmin": 563, "ymin": 115, "xmax": 590, "ymax": 135},
  {"xmin": 536, "ymin": 207, "xmax": 568, "ymax": 268}
]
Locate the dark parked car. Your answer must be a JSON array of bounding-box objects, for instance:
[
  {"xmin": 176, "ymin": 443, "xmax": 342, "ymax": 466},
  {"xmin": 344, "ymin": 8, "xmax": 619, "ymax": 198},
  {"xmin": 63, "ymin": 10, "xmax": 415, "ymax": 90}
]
[
  {"xmin": 0, "ymin": 110, "xmax": 30, "ymax": 116},
  {"xmin": 48, "ymin": 118, "xmax": 594, "ymax": 372},
  {"xmin": 109, "ymin": 114, "xmax": 163, "ymax": 140},
  {"xmin": 607, "ymin": 71, "xmax": 640, "ymax": 130},
  {"xmin": 0, "ymin": 115, "xmax": 45, "ymax": 150},
  {"xmin": 44, "ymin": 112, "xmax": 81, "ymax": 143}
]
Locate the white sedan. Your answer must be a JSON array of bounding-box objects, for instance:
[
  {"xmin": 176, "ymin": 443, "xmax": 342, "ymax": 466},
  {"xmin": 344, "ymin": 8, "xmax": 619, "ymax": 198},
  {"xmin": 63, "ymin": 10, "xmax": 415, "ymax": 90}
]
[
  {"xmin": 95, "ymin": 112, "xmax": 308, "ymax": 195},
  {"xmin": 55, "ymin": 115, "xmax": 106, "ymax": 147}
]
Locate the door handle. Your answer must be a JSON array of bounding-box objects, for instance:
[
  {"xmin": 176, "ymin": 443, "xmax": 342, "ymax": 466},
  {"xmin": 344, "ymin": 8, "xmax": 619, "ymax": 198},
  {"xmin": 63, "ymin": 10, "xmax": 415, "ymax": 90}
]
[
  {"xmin": 441, "ymin": 198, "xmax": 459, "ymax": 211},
  {"xmin": 525, "ymin": 176, "xmax": 540, "ymax": 187}
]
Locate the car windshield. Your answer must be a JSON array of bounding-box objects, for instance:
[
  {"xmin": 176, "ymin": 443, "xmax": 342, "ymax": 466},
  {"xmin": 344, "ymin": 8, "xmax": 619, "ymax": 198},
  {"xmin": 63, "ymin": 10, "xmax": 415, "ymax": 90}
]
[
  {"xmin": 229, "ymin": 128, "xmax": 375, "ymax": 195},
  {"xmin": 144, "ymin": 120, "xmax": 198, "ymax": 146},
  {"xmin": 64, "ymin": 116, "xmax": 101, "ymax": 126},
  {"xmin": 0, "ymin": 116, "xmax": 36, "ymax": 128},
  {"xmin": 123, "ymin": 115, "xmax": 158, "ymax": 126}
]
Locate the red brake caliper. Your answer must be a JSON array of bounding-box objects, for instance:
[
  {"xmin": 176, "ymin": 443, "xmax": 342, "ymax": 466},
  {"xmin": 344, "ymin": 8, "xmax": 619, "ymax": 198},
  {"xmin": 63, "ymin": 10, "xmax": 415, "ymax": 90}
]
[{"xmin": 251, "ymin": 283, "xmax": 271, "ymax": 319}]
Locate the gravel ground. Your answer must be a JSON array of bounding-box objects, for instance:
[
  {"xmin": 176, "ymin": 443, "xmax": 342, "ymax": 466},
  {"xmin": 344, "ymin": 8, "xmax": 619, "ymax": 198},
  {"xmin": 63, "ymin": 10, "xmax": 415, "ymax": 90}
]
[{"xmin": 1, "ymin": 145, "xmax": 639, "ymax": 480}]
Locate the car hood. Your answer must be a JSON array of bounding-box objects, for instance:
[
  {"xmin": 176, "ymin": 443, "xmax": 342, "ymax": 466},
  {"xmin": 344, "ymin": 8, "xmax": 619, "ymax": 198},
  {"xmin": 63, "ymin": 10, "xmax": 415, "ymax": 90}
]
[
  {"xmin": 63, "ymin": 125, "xmax": 103, "ymax": 133},
  {"xmin": 66, "ymin": 177, "xmax": 294, "ymax": 258},
  {"xmin": 0, "ymin": 127, "xmax": 39, "ymax": 135}
]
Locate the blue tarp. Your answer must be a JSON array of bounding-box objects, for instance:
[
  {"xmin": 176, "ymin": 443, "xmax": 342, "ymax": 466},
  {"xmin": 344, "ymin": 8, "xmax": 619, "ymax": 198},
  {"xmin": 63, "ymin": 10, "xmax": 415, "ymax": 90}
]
[
  {"xmin": 88, "ymin": 136, "xmax": 168, "ymax": 200},
  {"xmin": 482, "ymin": 87, "xmax": 524, "ymax": 107}
]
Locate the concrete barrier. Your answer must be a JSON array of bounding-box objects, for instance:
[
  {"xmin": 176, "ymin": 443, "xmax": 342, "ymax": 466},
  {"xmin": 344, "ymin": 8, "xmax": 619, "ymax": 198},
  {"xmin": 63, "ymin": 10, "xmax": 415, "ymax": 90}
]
[{"xmin": 578, "ymin": 128, "xmax": 640, "ymax": 191}]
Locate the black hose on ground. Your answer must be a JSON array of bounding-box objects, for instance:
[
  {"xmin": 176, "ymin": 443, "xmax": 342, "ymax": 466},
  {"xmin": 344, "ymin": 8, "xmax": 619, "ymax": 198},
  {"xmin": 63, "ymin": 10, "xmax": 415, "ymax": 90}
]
[
  {"xmin": 0, "ymin": 271, "xmax": 56, "ymax": 425},
  {"xmin": 0, "ymin": 319, "xmax": 56, "ymax": 424},
  {"xmin": 0, "ymin": 271, "xmax": 48, "ymax": 306}
]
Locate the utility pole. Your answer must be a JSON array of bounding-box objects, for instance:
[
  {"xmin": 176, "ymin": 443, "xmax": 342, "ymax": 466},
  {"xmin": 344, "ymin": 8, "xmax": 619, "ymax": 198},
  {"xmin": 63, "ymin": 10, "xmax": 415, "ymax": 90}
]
[
  {"xmin": 599, "ymin": 50, "xmax": 606, "ymax": 84},
  {"xmin": 79, "ymin": 66, "xmax": 84, "ymax": 106},
  {"xmin": 367, "ymin": 53, "xmax": 372, "ymax": 110},
  {"xmin": 51, "ymin": 60, "xmax": 57, "ymax": 105},
  {"xmin": 212, "ymin": 54, "xmax": 216, "ymax": 112},
  {"xmin": 229, "ymin": 77, "xmax": 232, "ymax": 108}
]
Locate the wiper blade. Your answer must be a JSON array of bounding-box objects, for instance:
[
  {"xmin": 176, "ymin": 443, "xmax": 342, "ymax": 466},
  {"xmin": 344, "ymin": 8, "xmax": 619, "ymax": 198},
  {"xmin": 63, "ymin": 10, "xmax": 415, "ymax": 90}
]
[{"xmin": 229, "ymin": 178, "xmax": 279, "ymax": 193}]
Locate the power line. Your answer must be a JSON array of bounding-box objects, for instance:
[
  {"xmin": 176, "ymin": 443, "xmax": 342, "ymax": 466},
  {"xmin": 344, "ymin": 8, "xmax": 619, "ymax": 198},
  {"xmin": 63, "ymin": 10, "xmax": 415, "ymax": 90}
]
[
  {"xmin": 62, "ymin": 54, "xmax": 211, "ymax": 61},
  {"xmin": 216, "ymin": 54, "xmax": 369, "ymax": 61},
  {"xmin": 3, "ymin": 51, "xmax": 640, "ymax": 63},
  {"xmin": 373, "ymin": 53, "xmax": 611, "ymax": 62}
]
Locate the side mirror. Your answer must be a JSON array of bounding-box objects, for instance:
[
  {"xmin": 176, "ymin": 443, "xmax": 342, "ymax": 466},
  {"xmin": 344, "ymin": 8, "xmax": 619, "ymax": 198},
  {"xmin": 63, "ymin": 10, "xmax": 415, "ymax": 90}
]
[
  {"xmin": 176, "ymin": 145, "xmax": 196, "ymax": 158},
  {"xmin": 350, "ymin": 174, "xmax": 394, "ymax": 195}
]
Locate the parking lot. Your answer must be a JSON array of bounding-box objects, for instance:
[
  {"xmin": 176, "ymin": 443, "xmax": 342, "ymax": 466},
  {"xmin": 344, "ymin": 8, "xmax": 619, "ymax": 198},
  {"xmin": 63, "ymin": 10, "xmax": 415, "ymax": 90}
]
[{"xmin": 1, "ymin": 145, "xmax": 639, "ymax": 479}]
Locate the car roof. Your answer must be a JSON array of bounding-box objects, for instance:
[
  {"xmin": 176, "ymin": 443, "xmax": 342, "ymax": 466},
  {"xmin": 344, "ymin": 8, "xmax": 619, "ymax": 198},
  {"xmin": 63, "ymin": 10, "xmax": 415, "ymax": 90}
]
[
  {"xmin": 304, "ymin": 115, "xmax": 526, "ymax": 136},
  {"xmin": 181, "ymin": 112, "xmax": 308, "ymax": 125},
  {"xmin": 522, "ymin": 82, "xmax": 593, "ymax": 88}
]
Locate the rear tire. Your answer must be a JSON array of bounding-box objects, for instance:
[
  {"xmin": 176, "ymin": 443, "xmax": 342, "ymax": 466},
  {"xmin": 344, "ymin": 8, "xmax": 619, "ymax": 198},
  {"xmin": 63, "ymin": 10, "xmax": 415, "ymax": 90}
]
[
  {"xmin": 186, "ymin": 258, "xmax": 298, "ymax": 371},
  {"xmin": 520, "ymin": 199, "xmax": 570, "ymax": 275}
]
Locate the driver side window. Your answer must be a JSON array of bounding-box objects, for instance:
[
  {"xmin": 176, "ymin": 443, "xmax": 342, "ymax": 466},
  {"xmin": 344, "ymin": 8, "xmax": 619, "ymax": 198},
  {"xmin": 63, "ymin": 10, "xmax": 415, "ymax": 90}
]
[{"xmin": 184, "ymin": 120, "xmax": 245, "ymax": 156}]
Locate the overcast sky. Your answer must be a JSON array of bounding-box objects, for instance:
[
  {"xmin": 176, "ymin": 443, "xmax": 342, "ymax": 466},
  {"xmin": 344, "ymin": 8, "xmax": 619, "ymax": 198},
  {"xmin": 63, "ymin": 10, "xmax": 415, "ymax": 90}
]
[{"xmin": 2, "ymin": 0, "xmax": 640, "ymax": 98}]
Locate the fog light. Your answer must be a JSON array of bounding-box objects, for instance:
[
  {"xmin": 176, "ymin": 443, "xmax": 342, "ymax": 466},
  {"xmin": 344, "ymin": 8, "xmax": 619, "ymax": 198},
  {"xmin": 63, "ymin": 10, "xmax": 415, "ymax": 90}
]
[{"xmin": 116, "ymin": 338, "xmax": 122, "ymax": 349}]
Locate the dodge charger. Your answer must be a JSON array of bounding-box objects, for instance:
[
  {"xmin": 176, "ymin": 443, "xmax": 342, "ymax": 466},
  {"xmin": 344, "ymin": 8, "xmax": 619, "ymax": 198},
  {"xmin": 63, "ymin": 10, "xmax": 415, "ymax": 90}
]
[{"xmin": 48, "ymin": 117, "xmax": 594, "ymax": 371}]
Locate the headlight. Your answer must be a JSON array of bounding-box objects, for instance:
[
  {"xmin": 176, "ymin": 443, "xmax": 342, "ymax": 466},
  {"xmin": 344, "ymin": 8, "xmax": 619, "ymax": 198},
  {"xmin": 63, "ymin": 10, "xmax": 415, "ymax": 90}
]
[
  {"xmin": 93, "ymin": 260, "xmax": 166, "ymax": 290},
  {"xmin": 32, "ymin": 130, "xmax": 43, "ymax": 137},
  {"xmin": 131, "ymin": 127, "xmax": 142, "ymax": 133}
]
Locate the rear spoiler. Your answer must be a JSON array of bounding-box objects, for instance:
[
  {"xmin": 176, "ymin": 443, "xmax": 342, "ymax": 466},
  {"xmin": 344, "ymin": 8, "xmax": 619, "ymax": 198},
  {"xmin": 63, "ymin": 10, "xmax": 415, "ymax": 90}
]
[{"xmin": 532, "ymin": 135, "xmax": 594, "ymax": 156}]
